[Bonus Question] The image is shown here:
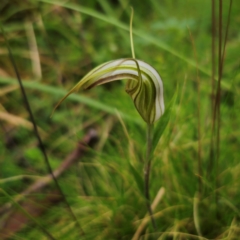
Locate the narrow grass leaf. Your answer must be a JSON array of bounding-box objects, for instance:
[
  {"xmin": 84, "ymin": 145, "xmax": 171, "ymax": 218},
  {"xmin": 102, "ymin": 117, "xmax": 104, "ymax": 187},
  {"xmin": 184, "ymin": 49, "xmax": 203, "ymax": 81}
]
[
  {"xmin": 152, "ymin": 88, "xmax": 178, "ymax": 153},
  {"xmin": 0, "ymin": 77, "xmax": 142, "ymax": 125},
  {"xmin": 128, "ymin": 162, "xmax": 144, "ymax": 196}
]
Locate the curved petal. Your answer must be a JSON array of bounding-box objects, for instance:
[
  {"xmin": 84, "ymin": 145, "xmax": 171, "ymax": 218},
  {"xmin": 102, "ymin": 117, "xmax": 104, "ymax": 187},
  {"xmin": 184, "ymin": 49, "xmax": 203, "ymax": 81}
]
[{"xmin": 54, "ymin": 58, "xmax": 164, "ymax": 124}]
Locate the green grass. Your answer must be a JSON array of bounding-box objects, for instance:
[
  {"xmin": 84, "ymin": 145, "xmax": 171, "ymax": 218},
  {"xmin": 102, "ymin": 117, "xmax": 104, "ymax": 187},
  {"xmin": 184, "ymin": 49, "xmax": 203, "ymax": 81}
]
[{"xmin": 0, "ymin": 0, "xmax": 240, "ymax": 239}]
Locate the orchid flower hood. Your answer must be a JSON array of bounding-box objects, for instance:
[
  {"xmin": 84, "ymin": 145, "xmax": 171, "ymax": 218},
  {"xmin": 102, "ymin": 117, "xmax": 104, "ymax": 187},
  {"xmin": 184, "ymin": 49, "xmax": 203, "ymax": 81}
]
[{"xmin": 54, "ymin": 58, "xmax": 164, "ymax": 124}]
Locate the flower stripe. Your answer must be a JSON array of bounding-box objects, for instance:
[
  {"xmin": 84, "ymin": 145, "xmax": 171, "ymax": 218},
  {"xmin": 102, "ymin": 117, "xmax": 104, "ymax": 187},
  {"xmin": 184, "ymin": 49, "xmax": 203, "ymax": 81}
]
[{"xmin": 54, "ymin": 58, "xmax": 164, "ymax": 124}]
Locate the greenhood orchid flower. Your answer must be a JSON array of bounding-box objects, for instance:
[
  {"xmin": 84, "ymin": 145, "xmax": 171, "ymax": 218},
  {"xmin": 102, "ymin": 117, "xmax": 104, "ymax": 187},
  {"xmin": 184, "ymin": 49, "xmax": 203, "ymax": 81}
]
[{"xmin": 54, "ymin": 58, "xmax": 164, "ymax": 124}]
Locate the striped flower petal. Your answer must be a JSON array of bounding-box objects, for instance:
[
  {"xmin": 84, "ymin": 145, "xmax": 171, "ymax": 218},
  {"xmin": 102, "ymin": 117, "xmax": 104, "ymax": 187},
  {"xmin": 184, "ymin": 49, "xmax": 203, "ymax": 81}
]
[{"xmin": 54, "ymin": 58, "xmax": 164, "ymax": 124}]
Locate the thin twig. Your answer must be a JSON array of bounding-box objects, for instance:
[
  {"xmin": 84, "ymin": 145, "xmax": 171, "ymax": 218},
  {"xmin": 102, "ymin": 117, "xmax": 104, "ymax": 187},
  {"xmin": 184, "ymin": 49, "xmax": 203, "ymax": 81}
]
[
  {"xmin": 211, "ymin": 0, "xmax": 216, "ymax": 114},
  {"xmin": 208, "ymin": 0, "xmax": 216, "ymax": 187},
  {"xmin": 0, "ymin": 129, "xmax": 98, "ymax": 215},
  {"xmin": 0, "ymin": 25, "xmax": 84, "ymax": 235},
  {"xmin": 188, "ymin": 28, "xmax": 202, "ymax": 195},
  {"xmin": 211, "ymin": 0, "xmax": 223, "ymax": 207},
  {"xmin": 209, "ymin": 0, "xmax": 232, "ymax": 190},
  {"xmin": 215, "ymin": 0, "xmax": 232, "ymax": 207},
  {"xmin": 221, "ymin": 0, "xmax": 232, "ymax": 69}
]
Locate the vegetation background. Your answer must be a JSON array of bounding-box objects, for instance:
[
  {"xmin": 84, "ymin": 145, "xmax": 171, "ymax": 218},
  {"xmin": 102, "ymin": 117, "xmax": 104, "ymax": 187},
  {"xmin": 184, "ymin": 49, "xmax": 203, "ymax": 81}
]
[{"xmin": 0, "ymin": 0, "xmax": 239, "ymax": 239}]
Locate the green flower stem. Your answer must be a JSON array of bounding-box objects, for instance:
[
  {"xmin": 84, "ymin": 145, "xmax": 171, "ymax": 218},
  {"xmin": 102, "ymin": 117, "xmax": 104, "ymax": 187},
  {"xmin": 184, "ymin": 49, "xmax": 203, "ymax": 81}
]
[{"xmin": 144, "ymin": 123, "xmax": 157, "ymax": 230}]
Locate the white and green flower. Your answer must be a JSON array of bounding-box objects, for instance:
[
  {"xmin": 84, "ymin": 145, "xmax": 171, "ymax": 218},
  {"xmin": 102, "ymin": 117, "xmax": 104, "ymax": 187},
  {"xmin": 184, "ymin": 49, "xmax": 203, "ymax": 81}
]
[{"xmin": 54, "ymin": 58, "xmax": 164, "ymax": 124}]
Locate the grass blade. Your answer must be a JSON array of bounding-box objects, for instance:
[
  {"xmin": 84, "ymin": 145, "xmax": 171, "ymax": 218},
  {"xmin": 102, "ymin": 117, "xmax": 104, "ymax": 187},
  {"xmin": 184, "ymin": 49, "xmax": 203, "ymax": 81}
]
[{"xmin": 152, "ymin": 88, "xmax": 178, "ymax": 153}]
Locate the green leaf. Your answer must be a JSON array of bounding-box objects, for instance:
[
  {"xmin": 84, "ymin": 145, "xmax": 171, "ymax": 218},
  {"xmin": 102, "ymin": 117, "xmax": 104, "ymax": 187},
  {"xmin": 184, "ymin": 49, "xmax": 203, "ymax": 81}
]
[
  {"xmin": 128, "ymin": 162, "xmax": 144, "ymax": 196},
  {"xmin": 0, "ymin": 77, "xmax": 142, "ymax": 125},
  {"xmin": 152, "ymin": 88, "xmax": 178, "ymax": 153}
]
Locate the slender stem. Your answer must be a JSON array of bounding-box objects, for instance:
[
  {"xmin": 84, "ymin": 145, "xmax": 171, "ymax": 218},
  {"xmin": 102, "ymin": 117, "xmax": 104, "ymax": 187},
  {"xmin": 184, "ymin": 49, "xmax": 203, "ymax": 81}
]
[
  {"xmin": 215, "ymin": 0, "xmax": 223, "ymax": 208},
  {"xmin": 129, "ymin": 7, "xmax": 157, "ymax": 230},
  {"xmin": 130, "ymin": 7, "xmax": 135, "ymax": 59},
  {"xmin": 144, "ymin": 123, "xmax": 157, "ymax": 230},
  {"xmin": 208, "ymin": 0, "xmax": 216, "ymax": 189},
  {"xmin": 188, "ymin": 28, "xmax": 202, "ymax": 195}
]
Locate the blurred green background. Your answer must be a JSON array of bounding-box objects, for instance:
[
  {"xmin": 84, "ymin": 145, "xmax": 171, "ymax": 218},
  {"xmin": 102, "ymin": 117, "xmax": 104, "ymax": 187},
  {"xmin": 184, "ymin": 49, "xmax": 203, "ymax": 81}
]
[{"xmin": 0, "ymin": 0, "xmax": 240, "ymax": 239}]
